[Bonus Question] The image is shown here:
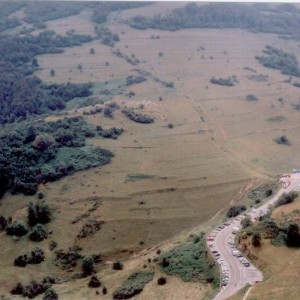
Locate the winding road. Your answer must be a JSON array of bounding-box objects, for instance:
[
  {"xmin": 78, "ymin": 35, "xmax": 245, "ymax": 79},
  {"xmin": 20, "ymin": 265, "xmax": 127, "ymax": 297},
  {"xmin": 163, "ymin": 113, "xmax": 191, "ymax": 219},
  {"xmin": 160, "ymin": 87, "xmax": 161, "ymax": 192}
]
[{"xmin": 208, "ymin": 172, "xmax": 300, "ymax": 300}]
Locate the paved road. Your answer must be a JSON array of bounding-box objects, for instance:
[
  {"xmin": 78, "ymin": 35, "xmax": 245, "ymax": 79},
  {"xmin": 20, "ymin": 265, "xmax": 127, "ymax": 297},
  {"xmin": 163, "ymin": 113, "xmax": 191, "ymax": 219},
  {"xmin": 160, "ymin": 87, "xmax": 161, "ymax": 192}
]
[{"xmin": 208, "ymin": 172, "xmax": 300, "ymax": 300}]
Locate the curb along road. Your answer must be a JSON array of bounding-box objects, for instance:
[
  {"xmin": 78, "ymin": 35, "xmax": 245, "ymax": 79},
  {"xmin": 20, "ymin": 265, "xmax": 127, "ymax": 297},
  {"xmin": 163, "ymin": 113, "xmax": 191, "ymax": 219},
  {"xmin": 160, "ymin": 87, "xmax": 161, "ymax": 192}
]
[{"xmin": 207, "ymin": 172, "xmax": 300, "ymax": 300}]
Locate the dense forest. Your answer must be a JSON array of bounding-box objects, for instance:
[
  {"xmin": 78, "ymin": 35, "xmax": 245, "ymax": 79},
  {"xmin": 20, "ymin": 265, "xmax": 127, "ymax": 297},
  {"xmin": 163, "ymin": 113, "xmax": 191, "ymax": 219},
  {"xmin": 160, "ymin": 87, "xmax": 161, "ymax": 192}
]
[
  {"xmin": 0, "ymin": 117, "xmax": 113, "ymax": 198},
  {"xmin": 0, "ymin": 1, "xmax": 151, "ymax": 124},
  {"xmin": 0, "ymin": 1, "xmax": 155, "ymax": 199},
  {"xmin": 128, "ymin": 3, "xmax": 300, "ymax": 38},
  {"xmin": 0, "ymin": 30, "xmax": 94, "ymax": 124}
]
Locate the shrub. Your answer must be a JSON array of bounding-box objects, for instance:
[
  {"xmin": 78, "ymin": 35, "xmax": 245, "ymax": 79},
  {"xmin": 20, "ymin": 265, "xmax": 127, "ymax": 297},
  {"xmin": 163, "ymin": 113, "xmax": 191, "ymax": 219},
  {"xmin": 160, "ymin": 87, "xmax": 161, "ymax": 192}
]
[
  {"xmin": 53, "ymin": 248, "xmax": 82, "ymax": 271},
  {"xmin": 14, "ymin": 255, "xmax": 28, "ymax": 267},
  {"xmin": 246, "ymin": 94, "xmax": 258, "ymax": 101},
  {"xmin": 293, "ymin": 82, "xmax": 300, "ymax": 88},
  {"xmin": 103, "ymin": 106, "xmax": 113, "ymax": 118},
  {"xmin": 226, "ymin": 205, "xmax": 246, "ymax": 218},
  {"xmin": 82, "ymin": 256, "xmax": 95, "ymax": 276},
  {"xmin": 6, "ymin": 221, "xmax": 29, "ymax": 237},
  {"xmin": 102, "ymin": 287, "xmax": 107, "ymax": 294},
  {"xmin": 113, "ymin": 261, "xmax": 123, "ymax": 270},
  {"xmin": 29, "ymin": 224, "xmax": 48, "ymax": 242},
  {"xmin": 157, "ymin": 277, "xmax": 167, "ymax": 285},
  {"xmin": 0, "ymin": 216, "xmax": 7, "ymax": 230},
  {"xmin": 88, "ymin": 275, "xmax": 101, "ymax": 288},
  {"xmin": 126, "ymin": 75, "xmax": 146, "ymax": 86},
  {"xmin": 77, "ymin": 219, "xmax": 104, "ymax": 239},
  {"xmin": 275, "ymin": 135, "xmax": 291, "ymax": 145},
  {"xmin": 43, "ymin": 287, "xmax": 58, "ymax": 300},
  {"xmin": 252, "ymin": 231, "xmax": 261, "ymax": 247},
  {"xmin": 28, "ymin": 248, "xmax": 45, "ymax": 264},
  {"xmin": 210, "ymin": 77, "xmax": 234, "ymax": 86},
  {"xmin": 241, "ymin": 216, "xmax": 252, "ymax": 228},
  {"xmin": 49, "ymin": 240, "xmax": 57, "ymax": 251},
  {"xmin": 37, "ymin": 192, "xmax": 45, "ymax": 199},
  {"xmin": 167, "ymin": 123, "xmax": 174, "ymax": 129},
  {"xmin": 10, "ymin": 282, "xmax": 24, "ymax": 295}
]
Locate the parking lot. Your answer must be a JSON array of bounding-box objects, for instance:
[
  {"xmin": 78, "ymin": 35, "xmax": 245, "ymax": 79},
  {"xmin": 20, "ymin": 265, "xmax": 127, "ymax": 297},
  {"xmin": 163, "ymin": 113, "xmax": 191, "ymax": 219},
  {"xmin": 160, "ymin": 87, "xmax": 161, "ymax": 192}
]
[{"xmin": 207, "ymin": 172, "xmax": 300, "ymax": 300}]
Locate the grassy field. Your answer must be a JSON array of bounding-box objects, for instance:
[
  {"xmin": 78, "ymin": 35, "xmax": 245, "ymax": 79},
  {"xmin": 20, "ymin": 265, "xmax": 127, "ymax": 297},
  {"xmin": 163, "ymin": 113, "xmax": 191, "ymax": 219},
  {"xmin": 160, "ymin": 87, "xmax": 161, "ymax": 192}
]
[{"xmin": 2, "ymin": 2, "xmax": 300, "ymax": 299}]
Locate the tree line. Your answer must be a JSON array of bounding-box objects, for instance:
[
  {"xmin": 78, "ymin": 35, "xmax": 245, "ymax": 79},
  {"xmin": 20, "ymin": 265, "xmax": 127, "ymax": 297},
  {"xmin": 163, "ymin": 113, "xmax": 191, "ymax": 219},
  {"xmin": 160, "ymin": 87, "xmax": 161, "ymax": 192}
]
[{"xmin": 128, "ymin": 2, "xmax": 300, "ymax": 37}]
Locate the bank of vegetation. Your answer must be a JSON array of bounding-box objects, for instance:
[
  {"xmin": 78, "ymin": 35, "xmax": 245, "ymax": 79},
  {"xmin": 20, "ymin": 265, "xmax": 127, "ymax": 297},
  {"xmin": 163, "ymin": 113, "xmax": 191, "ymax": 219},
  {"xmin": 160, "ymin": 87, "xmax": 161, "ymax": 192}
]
[{"xmin": 157, "ymin": 234, "xmax": 219, "ymax": 287}]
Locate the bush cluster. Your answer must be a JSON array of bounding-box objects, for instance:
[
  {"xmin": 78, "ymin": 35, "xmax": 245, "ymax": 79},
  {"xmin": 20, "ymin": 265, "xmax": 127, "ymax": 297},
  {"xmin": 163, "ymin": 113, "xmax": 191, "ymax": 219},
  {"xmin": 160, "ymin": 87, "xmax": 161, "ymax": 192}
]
[
  {"xmin": 256, "ymin": 45, "xmax": 300, "ymax": 77},
  {"xmin": 11, "ymin": 279, "xmax": 58, "ymax": 299},
  {"xmin": 122, "ymin": 108, "xmax": 154, "ymax": 124},
  {"xmin": 14, "ymin": 248, "xmax": 45, "ymax": 267},
  {"xmin": 94, "ymin": 25, "xmax": 120, "ymax": 47},
  {"xmin": 226, "ymin": 205, "xmax": 246, "ymax": 218},
  {"xmin": 97, "ymin": 126, "xmax": 123, "ymax": 139},
  {"xmin": 126, "ymin": 75, "xmax": 146, "ymax": 86},
  {"xmin": 112, "ymin": 272, "xmax": 154, "ymax": 299},
  {"xmin": 210, "ymin": 77, "xmax": 235, "ymax": 86}
]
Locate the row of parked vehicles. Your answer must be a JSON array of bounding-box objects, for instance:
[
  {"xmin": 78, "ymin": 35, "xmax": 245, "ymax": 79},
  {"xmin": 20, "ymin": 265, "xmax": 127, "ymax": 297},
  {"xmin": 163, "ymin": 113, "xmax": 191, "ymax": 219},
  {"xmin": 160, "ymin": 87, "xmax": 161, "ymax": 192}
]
[
  {"xmin": 207, "ymin": 218, "xmax": 254, "ymax": 289},
  {"xmin": 208, "ymin": 244, "xmax": 230, "ymax": 287},
  {"xmin": 207, "ymin": 222, "xmax": 232, "ymax": 288}
]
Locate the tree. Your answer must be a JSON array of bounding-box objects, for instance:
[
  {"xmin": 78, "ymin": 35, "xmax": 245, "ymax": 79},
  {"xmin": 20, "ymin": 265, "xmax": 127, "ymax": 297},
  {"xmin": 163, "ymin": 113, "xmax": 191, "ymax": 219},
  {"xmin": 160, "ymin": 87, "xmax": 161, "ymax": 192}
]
[
  {"xmin": 32, "ymin": 58, "xmax": 39, "ymax": 68},
  {"xmin": 0, "ymin": 172, "xmax": 7, "ymax": 199},
  {"xmin": 28, "ymin": 202, "xmax": 38, "ymax": 227},
  {"xmin": 252, "ymin": 231, "xmax": 261, "ymax": 247},
  {"xmin": 88, "ymin": 275, "xmax": 101, "ymax": 287},
  {"xmin": 6, "ymin": 221, "xmax": 29, "ymax": 236},
  {"xmin": 29, "ymin": 224, "xmax": 48, "ymax": 241},
  {"xmin": 28, "ymin": 202, "xmax": 52, "ymax": 226},
  {"xmin": 157, "ymin": 277, "xmax": 167, "ymax": 285},
  {"xmin": 286, "ymin": 223, "xmax": 300, "ymax": 247},
  {"xmin": 113, "ymin": 261, "xmax": 123, "ymax": 270},
  {"xmin": 82, "ymin": 256, "xmax": 95, "ymax": 276}
]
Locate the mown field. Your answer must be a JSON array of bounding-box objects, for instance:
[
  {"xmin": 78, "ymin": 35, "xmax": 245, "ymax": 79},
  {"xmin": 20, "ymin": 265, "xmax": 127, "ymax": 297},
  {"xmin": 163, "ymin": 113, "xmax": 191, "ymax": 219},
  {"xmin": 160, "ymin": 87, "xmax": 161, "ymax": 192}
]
[{"xmin": 1, "ymin": 2, "xmax": 300, "ymax": 299}]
